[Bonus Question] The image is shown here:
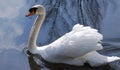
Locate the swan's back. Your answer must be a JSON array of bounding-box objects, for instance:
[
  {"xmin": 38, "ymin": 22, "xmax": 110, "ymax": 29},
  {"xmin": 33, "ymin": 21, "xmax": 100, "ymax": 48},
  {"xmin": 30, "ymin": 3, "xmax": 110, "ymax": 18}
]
[{"xmin": 43, "ymin": 24, "xmax": 103, "ymax": 61}]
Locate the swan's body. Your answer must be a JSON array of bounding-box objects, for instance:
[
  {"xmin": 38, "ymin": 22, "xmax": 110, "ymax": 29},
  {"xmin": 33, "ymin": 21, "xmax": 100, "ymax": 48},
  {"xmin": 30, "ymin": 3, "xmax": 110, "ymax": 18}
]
[{"xmin": 26, "ymin": 5, "xmax": 120, "ymax": 67}]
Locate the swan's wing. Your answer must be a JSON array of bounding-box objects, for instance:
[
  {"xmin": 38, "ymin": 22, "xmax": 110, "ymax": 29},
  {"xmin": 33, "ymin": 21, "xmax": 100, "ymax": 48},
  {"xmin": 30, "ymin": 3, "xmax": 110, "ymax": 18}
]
[{"xmin": 46, "ymin": 24, "xmax": 103, "ymax": 58}]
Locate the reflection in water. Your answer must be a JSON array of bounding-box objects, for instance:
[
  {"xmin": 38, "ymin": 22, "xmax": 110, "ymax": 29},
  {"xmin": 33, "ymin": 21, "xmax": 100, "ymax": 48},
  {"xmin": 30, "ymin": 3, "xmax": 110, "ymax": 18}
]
[
  {"xmin": 28, "ymin": 54, "xmax": 41, "ymax": 70},
  {"xmin": 24, "ymin": 48, "xmax": 40, "ymax": 70},
  {"xmin": 25, "ymin": 46, "xmax": 119, "ymax": 70}
]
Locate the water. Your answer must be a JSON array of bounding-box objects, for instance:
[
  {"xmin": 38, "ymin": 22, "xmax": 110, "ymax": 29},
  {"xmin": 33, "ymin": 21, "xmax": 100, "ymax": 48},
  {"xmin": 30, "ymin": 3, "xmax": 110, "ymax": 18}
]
[{"xmin": 1, "ymin": 0, "xmax": 120, "ymax": 70}]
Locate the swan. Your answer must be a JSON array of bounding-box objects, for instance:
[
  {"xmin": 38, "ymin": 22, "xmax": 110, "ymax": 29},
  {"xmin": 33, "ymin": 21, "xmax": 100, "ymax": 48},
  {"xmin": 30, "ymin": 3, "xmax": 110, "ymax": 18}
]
[{"xmin": 26, "ymin": 5, "xmax": 120, "ymax": 67}]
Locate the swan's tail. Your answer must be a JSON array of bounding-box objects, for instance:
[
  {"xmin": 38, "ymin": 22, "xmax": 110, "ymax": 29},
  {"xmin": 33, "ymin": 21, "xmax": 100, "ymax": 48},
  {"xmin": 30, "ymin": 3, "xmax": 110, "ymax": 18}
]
[
  {"xmin": 84, "ymin": 51, "xmax": 120, "ymax": 67},
  {"xmin": 107, "ymin": 56, "xmax": 120, "ymax": 62}
]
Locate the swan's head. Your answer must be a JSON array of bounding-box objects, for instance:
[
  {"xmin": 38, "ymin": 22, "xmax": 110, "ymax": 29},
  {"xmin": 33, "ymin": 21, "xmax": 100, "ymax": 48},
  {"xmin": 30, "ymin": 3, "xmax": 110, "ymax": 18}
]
[{"xmin": 26, "ymin": 5, "xmax": 46, "ymax": 17}]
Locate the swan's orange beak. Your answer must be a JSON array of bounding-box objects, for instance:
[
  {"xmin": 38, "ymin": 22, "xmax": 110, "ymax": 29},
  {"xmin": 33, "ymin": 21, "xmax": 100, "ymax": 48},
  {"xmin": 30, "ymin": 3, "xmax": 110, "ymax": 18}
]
[
  {"xmin": 26, "ymin": 10, "xmax": 35, "ymax": 17},
  {"xmin": 26, "ymin": 12, "xmax": 31, "ymax": 17}
]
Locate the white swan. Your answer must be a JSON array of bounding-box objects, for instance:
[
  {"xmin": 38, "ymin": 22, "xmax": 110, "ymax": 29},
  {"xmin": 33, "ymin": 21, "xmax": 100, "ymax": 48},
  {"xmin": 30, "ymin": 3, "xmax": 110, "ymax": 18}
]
[{"xmin": 26, "ymin": 5, "xmax": 120, "ymax": 67}]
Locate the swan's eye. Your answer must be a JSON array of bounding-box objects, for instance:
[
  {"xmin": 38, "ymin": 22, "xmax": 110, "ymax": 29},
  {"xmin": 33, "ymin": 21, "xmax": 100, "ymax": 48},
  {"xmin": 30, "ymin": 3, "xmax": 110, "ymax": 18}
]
[
  {"xmin": 29, "ymin": 8, "xmax": 38, "ymax": 13},
  {"xmin": 26, "ymin": 8, "xmax": 38, "ymax": 17}
]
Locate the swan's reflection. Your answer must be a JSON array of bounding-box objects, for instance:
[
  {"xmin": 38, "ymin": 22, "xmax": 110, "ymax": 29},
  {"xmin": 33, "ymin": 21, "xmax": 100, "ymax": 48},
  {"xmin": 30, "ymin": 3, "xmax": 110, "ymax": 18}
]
[
  {"xmin": 25, "ymin": 49, "xmax": 113, "ymax": 70},
  {"xmin": 24, "ymin": 43, "xmax": 120, "ymax": 70},
  {"xmin": 28, "ymin": 54, "xmax": 41, "ymax": 70}
]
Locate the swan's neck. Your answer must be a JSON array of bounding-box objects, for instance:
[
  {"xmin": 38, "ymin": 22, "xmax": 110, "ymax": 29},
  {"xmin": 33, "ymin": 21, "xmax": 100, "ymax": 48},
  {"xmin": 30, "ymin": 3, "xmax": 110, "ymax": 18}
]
[{"xmin": 28, "ymin": 14, "xmax": 45, "ymax": 51}]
